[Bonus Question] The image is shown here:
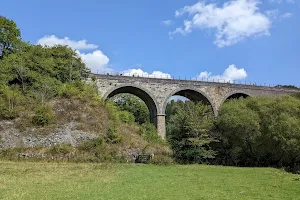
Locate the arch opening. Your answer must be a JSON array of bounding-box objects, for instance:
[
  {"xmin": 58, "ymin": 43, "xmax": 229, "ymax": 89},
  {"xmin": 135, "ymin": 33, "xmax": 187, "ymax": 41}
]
[
  {"xmin": 164, "ymin": 89, "xmax": 215, "ymax": 126},
  {"xmin": 164, "ymin": 89, "xmax": 215, "ymax": 115},
  {"xmin": 106, "ymin": 86, "xmax": 158, "ymax": 126},
  {"xmin": 225, "ymin": 93, "xmax": 250, "ymax": 101},
  {"xmin": 164, "ymin": 89, "xmax": 215, "ymax": 140}
]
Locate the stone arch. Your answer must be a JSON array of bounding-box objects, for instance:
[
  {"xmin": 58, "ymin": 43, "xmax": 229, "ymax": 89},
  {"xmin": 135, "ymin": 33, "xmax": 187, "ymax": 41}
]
[
  {"xmin": 103, "ymin": 84, "xmax": 159, "ymax": 126},
  {"xmin": 162, "ymin": 88, "xmax": 216, "ymax": 115},
  {"xmin": 218, "ymin": 91, "xmax": 252, "ymax": 110}
]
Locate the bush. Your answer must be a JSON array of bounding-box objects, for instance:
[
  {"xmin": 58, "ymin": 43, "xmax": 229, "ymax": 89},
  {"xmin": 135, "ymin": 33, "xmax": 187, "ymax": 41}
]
[
  {"xmin": 106, "ymin": 127, "xmax": 122, "ymax": 144},
  {"xmin": 48, "ymin": 143, "xmax": 73, "ymax": 156},
  {"xmin": 105, "ymin": 101, "xmax": 120, "ymax": 122},
  {"xmin": 78, "ymin": 136, "xmax": 104, "ymax": 152},
  {"xmin": 57, "ymin": 83, "xmax": 81, "ymax": 98},
  {"xmin": 32, "ymin": 104, "xmax": 55, "ymax": 126},
  {"xmin": 150, "ymin": 154, "xmax": 174, "ymax": 165},
  {"xmin": 57, "ymin": 82, "xmax": 100, "ymax": 103},
  {"xmin": 118, "ymin": 111, "xmax": 135, "ymax": 124},
  {"xmin": 0, "ymin": 84, "xmax": 25, "ymax": 119},
  {"xmin": 77, "ymin": 136, "xmax": 119, "ymax": 161},
  {"xmin": 111, "ymin": 94, "xmax": 150, "ymax": 124},
  {"xmin": 140, "ymin": 123, "xmax": 162, "ymax": 143}
]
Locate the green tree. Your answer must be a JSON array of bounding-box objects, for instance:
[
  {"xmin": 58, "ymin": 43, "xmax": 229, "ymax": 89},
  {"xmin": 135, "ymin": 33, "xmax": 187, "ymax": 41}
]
[
  {"xmin": 214, "ymin": 99, "xmax": 261, "ymax": 166},
  {"xmin": 215, "ymin": 96, "xmax": 300, "ymax": 173},
  {"xmin": 165, "ymin": 99, "xmax": 185, "ymax": 123},
  {"xmin": 167, "ymin": 101, "xmax": 217, "ymax": 163},
  {"xmin": 0, "ymin": 16, "xmax": 22, "ymax": 59},
  {"xmin": 0, "ymin": 44, "xmax": 90, "ymax": 94},
  {"xmin": 0, "ymin": 84, "xmax": 25, "ymax": 119},
  {"xmin": 111, "ymin": 94, "xmax": 150, "ymax": 124}
]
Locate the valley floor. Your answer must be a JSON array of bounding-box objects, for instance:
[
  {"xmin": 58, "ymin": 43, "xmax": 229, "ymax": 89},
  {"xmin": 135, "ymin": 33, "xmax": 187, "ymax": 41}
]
[{"xmin": 0, "ymin": 161, "xmax": 299, "ymax": 200}]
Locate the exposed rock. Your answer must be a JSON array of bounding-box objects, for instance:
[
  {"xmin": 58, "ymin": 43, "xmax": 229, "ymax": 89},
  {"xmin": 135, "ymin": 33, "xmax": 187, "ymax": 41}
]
[{"xmin": 0, "ymin": 121, "xmax": 97, "ymax": 149}]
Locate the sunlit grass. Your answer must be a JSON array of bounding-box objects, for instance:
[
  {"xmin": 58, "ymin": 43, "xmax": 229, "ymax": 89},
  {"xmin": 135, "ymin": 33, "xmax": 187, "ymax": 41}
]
[{"xmin": 0, "ymin": 161, "xmax": 299, "ymax": 200}]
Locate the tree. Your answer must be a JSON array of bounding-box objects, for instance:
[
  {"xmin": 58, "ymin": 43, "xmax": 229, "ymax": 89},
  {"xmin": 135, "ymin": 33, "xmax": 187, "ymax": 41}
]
[
  {"xmin": 214, "ymin": 99, "xmax": 261, "ymax": 166},
  {"xmin": 167, "ymin": 101, "xmax": 217, "ymax": 163},
  {"xmin": 0, "ymin": 44, "xmax": 90, "ymax": 94},
  {"xmin": 215, "ymin": 96, "xmax": 300, "ymax": 173},
  {"xmin": 111, "ymin": 94, "xmax": 150, "ymax": 124},
  {"xmin": 0, "ymin": 16, "xmax": 22, "ymax": 59},
  {"xmin": 165, "ymin": 99, "xmax": 185, "ymax": 123}
]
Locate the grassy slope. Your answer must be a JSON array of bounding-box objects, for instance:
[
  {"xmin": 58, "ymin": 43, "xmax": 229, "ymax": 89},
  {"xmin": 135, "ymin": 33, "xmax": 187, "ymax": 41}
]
[
  {"xmin": 1, "ymin": 97, "xmax": 170, "ymax": 161},
  {"xmin": 0, "ymin": 161, "xmax": 299, "ymax": 200}
]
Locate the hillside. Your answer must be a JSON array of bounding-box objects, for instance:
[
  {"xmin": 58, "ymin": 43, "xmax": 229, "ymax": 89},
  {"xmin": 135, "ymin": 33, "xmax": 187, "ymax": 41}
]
[{"xmin": 0, "ymin": 95, "xmax": 171, "ymax": 162}]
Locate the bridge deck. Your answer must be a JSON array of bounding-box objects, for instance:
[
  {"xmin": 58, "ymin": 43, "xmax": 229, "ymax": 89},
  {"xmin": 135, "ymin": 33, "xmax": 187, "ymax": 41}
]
[{"xmin": 92, "ymin": 74, "xmax": 299, "ymax": 93}]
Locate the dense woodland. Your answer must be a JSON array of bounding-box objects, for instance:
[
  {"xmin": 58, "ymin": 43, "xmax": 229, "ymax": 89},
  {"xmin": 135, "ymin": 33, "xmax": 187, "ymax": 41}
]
[{"xmin": 1, "ymin": 16, "xmax": 300, "ymax": 173}]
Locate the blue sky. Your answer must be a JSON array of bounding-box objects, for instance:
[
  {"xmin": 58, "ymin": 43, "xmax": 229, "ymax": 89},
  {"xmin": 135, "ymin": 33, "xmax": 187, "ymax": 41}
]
[{"xmin": 1, "ymin": 0, "xmax": 299, "ymax": 86}]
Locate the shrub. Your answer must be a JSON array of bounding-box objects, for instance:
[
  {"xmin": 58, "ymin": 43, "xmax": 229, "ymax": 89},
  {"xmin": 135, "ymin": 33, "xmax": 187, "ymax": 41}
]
[
  {"xmin": 57, "ymin": 83, "xmax": 80, "ymax": 98},
  {"xmin": 48, "ymin": 143, "xmax": 73, "ymax": 156},
  {"xmin": 32, "ymin": 104, "xmax": 55, "ymax": 126},
  {"xmin": 105, "ymin": 101, "xmax": 120, "ymax": 122},
  {"xmin": 118, "ymin": 111, "xmax": 135, "ymax": 124},
  {"xmin": 139, "ymin": 122, "xmax": 162, "ymax": 143},
  {"xmin": 106, "ymin": 127, "xmax": 122, "ymax": 144},
  {"xmin": 0, "ymin": 84, "xmax": 25, "ymax": 119},
  {"xmin": 78, "ymin": 136, "xmax": 104, "ymax": 151},
  {"xmin": 77, "ymin": 136, "xmax": 120, "ymax": 161},
  {"xmin": 150, "ymin": 154, "xmax": 174, "ymax": 165},
  {"xmin": 77, "ymin": 82, "xmax": 99, "ymax": 101}
]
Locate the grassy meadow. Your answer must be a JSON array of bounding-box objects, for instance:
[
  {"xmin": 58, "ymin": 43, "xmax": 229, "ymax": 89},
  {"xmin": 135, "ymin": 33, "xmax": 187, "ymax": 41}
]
[{"xmin": 0, "ymin": 161, "xmax": 299, "ymax": 200}]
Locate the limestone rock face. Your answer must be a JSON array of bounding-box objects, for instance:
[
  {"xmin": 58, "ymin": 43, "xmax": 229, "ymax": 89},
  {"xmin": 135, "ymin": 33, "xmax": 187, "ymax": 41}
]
[{"xmin": 0, "ymin": 121, "xmax": 97, "ymax": 149}]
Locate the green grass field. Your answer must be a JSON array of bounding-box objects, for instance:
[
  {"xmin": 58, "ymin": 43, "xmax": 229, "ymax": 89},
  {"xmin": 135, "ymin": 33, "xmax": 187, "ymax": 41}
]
[{"xmin": 0, "ymin": 161, "xmax": 299, "ymax": 200}]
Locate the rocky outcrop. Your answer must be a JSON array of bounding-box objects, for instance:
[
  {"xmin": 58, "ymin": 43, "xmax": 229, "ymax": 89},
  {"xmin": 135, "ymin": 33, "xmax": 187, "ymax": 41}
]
[{"xmin": 0, "ymin": 120, "xmax": 97, "ymax": 149}]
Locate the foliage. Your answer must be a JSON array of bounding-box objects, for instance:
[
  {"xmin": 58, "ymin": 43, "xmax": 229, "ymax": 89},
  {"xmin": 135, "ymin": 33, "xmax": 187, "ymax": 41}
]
[
  {"xmin": 0, "ymin": 84, "xmax": 26, "ymax": 119},
  {"xmin": 0, "ymin": 16, "xmax": 22, "ymax": 59},
  {"xmin": 139, "ymin": 122, "xmax": 162, "ymax": 143},
  {"xmin": 0, "ymin": 44, "xmax": 90, "ymax": 91},
  {"xmin": 150, "ymin": 154, "xmax": 174, "ymax": 165},
  {"xmin": 215, "ymin": 96, "xmax": 300, "ymax": 173},
  {"xmin": 293, "ymin": 93, "xmax": 300, "ymax": 99},
  {"xmin": 275, "ymin": 85, "xmax": 299, "ymax": 89},
  {"xmin": 48, "ymin": 143, "xmax": 73, "ymax": 156},
  {"xmin": 78, "ymin": 136, "xmax": 105, "ymax": 153},
  {"xmin": 111, "ymin": 94, "xmax": 150, "ymax": 124},
  {"xmin": 167, "ymin": 101, "xmax": 217, "ymax": 163},
  {"xmin": 118, "ymin": 111, "xmax": 135, "ymax": 124},
  {"xmin": 32, "ymin": 104, "xmax": 55, "ymax": 126},
  {"xmin": 106, "ymin": 126, "xmax": 122, "ymax": 144},
  {"xmin": 165, "ymin": 99, "xmax": 185, "ymax": 123},
  {"xmin": 0, "ymin": 17, "xmax": 172, "ymax": 165}
]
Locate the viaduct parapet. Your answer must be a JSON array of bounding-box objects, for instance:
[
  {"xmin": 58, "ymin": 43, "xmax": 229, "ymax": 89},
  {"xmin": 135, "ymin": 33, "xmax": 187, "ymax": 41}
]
[{"xmin": 88, "ymin": 74, "xmax": 299, "ymax": 138}]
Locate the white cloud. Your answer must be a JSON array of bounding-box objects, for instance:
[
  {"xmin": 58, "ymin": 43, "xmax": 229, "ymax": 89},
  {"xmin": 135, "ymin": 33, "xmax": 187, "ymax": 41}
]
[
  {"xmin": 77, "ymin": 50, "xmax": 112, "ymax": 73},
  {"xmin": 198, "ymin": 64, "xmax": 247, "ymax": 82},
  {"xmin": 37, "ymin": 35, "xmax": 98, "ymax": 50},
  {"xmin": 170, "ymin": 0, "xmax": 272, "ymax": 47},
  {"xmin": 121, "ymin": 68, "xmax": 171, "ymax": 79},
  {"xmin": 37, "ymin": 35, "xmax": 111, "ymax": 73},
  {"xmin": 161, "ymin": 20, "xmax": 173, "ymax": 26}
]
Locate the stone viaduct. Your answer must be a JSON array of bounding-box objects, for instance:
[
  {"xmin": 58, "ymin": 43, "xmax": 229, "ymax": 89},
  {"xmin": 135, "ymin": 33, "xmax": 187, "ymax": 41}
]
[{"xmin": 89, "ymin": 74, "xmax": 299, "ymax": 139}]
